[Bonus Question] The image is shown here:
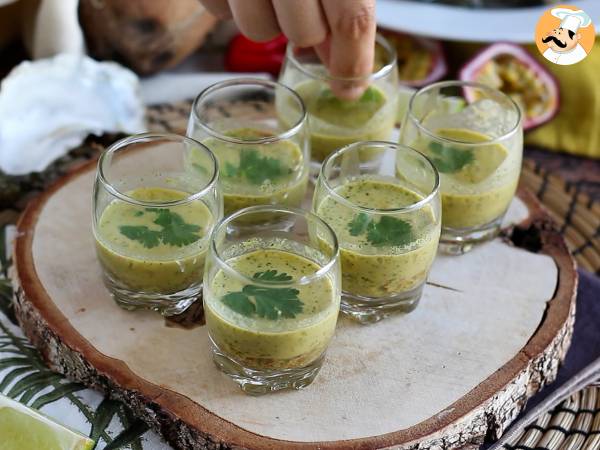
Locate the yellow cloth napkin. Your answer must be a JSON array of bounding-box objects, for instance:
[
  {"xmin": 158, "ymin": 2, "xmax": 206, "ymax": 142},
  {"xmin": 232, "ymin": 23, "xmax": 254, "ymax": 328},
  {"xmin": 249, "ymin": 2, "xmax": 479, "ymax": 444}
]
[{"xmin": 525, "ymin": 41, "xmax": 600, "ymax": 159}]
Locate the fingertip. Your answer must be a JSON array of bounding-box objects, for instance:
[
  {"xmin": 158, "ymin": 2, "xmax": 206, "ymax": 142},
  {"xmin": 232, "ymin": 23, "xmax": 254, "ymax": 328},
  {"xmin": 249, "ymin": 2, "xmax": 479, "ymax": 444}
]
[{"xmin": 329, "ymin": 81, "xmax": 368, "ymax": 101}]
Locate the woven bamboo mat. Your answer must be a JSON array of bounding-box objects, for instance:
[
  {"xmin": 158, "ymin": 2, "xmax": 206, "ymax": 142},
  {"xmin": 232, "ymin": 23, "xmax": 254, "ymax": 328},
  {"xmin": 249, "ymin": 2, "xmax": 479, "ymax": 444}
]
[{"xmin": 503, "ymin": 384, "xmax": 600, "ymax": 450}]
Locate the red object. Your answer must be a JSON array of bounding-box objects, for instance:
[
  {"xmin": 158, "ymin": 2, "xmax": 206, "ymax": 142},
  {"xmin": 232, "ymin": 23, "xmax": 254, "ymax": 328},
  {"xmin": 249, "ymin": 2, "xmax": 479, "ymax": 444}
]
[{"xmin": 225, "ymin": 34, "xmax": 288, "ymax": 76}]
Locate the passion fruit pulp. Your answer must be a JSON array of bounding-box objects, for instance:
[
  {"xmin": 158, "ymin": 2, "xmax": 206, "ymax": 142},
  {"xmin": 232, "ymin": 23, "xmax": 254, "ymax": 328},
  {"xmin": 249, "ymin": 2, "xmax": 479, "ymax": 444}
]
[
  {"xmin": 378, "ymin": 30, "xmax": 447, "ymax": 87},
  {"xmin": 460, "ymin": 43, "xmax": 559, "ymax": 130}
]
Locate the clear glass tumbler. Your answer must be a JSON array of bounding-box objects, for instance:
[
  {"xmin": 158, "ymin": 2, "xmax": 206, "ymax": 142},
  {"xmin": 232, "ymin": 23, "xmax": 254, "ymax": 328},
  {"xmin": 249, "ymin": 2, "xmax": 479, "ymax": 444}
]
[
  {"xmin": 278, "ymin": 34, "xmax": 398, "ymax": 164},
  {"xmin": 187, "ymin": 78, "xmax": 309, "ymax": 221},
  {"xmin": 92, "ymin": 133, "xmax": 222, "ymax": 316},
  {"xmin": 313, "ymin": 141, "xmax": 440, "ymax": 323},
  {"xmin": 399, "ymin": 80, "xmax": 523, "ymax": 255},
  {"xmin": 203, "ymin": 206, "xmax": 341, "ymax": 395}
]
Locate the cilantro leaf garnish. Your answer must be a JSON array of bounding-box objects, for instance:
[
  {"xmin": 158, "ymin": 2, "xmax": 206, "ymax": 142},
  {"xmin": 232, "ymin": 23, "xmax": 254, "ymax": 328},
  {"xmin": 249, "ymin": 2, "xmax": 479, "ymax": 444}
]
[
  {"xmin": 221, "ymin": 270, "xmax": 303, "ymax": 320},
  {"xmin": 348, "ymin": 212, "xmax": 370, "ymax": 236},
  {"xmin": 119, "ymin": 208, "xmax": 201, "ymax": 249},
  {"xmin": 428, "ymin": 141, "xmax": 474, "ymax": 174},
  {"xmin": 366, "ymin": 216, "xmax": 412, "ymax": 247},
  {"xmin": 253, "ymin": 270, "xmax": 293, "ymax": 282},
  {"xmin": 222, "ymin": 149, "xmax": 287, "ymax": 185},
  {"xmin": 347, "ymin": 214, "xmax": 413, "ymax": 247},
  {"xmin": 120, "ymin": 225, "xmax": 161, "ymax": 249}
]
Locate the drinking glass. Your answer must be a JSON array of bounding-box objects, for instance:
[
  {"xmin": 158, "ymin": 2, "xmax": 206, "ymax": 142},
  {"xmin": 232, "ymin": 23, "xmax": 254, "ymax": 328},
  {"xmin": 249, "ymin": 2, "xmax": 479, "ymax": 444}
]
[
  {"xmin": 313, "ymin": 141, "xmax": 440, "ymax": 323},
  {"xmin": 187, "ymin": 78, "xmax": 309, "ymax": 222},
  {"xmin": 92, "ymin": 133, "xmax": 222, "ymax": 316},
  {"xmin": 399, "ymin": 80, "xmax": 523, "ymax": 254},
  {"xmin": 203, "ymin": 206, "xmax": 341, "ymax": 395},
  {"xmin": 278, "ymin": 34, "xmax": 398, "ymax": 164}
]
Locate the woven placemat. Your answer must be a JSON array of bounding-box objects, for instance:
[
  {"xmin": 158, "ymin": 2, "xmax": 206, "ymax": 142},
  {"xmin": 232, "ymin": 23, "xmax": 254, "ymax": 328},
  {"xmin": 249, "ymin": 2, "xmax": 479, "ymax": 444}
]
[{"xmin": 503, "ymin": 384, "xmax": 600, "ymax": 450}]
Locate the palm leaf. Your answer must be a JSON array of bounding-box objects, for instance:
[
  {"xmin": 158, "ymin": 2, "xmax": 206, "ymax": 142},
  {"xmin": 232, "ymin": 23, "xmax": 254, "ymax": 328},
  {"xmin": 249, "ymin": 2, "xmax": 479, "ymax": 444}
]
[
  {"xmin": 0, "ymin": 367, "xmax": 32, "ymax": 391},
  {"xmin": 31, "ymin": 383, "xmax": 86, "ymax": 409},
  {"xmin": 90, "ymin": 399, "xmax": 122, "ymax": 448},
  {"xmin": 0, "ymin": 356, "xmax": 31, "ymax": 370},
  {"xmin": 0, "ymin": 279, "xmax": 16, "ymax": 324},
  {"xmin": 103, "ymin": 419, "xmax": 149, "ymax": 450},
  {"xmin": 7, "ymin": 371, "xmax": 60, "ymax": 398}
]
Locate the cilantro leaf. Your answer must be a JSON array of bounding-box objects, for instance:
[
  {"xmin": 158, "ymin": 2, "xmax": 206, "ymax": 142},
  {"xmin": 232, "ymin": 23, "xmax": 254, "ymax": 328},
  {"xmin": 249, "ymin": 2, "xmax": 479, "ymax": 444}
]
[
  {"xmin": 220, "ymin": 270, "xmax": 303, "ymax": 320},
  {"xmin": 222, "ymin": 292, "xmax": 256, "ymax": 317},
  {"xmin": 221, "ymin": 149, "xmax": 287, "ymax": 185},
  {"xmin": 253, "ymin": 270, "xmax": 293, "ymax": 282},
  {"xmin": 428, "ymin": 141, "xmax": 474, "ymax": 174},
  {"xmin": 223, "ymin": 162, "xmax": 238, "ymax": 178},
  {"xmin": 119, "ymin": 225, "xmax": 161, "ymax": 249},
  {"xmin": 367, "ymin": 216, "xmax": 413, "ymax": 247},
  {"xmin": 347, "ymin": 214, "xmax": 413, "ymax": 247},
  {"xmin": 348, "ymin": 212, "xmax": 371, "ymax": 236},
  {"xmin": 119, "ymin": 208, "xmax": 201, "ymax": 249}
]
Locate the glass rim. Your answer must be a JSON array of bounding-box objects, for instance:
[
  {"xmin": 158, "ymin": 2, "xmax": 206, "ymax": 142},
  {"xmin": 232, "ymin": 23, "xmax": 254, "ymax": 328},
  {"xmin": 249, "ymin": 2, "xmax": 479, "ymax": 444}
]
[
  {"xmin": 190, "ymin": 77, "xmax": 307, "ymax": 145},
  {"xmin": 97, "ymin": 132, "xmax": 219, "ymax": 208},
  {"xmin": 285, "ymin": 33, "xmax": 397, "ymax": 83},
  {"xmin": 320, "ymin": 141, "xmax": 440, "ymax": 214},
  {"xmin": 406, "ymin": 80, "xmax": 523, "ymax": 147},
  {"xmin": 210, "ymin": 205, "xmax": 340, "ymax": 287}
]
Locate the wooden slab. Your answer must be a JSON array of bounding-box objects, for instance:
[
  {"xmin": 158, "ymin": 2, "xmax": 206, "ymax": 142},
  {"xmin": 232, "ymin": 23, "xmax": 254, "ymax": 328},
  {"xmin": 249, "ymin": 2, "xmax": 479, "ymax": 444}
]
[{"xmin": 12, "ymin": 158, "xmax": 577, "ymax": 450}]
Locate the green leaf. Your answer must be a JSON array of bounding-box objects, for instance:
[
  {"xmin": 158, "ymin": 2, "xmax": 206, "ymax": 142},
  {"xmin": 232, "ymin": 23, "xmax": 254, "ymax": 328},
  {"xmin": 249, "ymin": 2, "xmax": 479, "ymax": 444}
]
[
  {"xmin": 119, "ymin": 208, "xmax": 201, "ymax": 249},
  {"xmin": 223, "ymin": 162, "xmax": 238, "ymax": 178},
  {"xmin": 103, "ymin": 420, "xmax": 149, "ymax": 450},
  {"xmin": 348, "ymin": 213, "xmax": 371, "ymax": 236},
  {"xmin": 19, "ymin": 373, "xmax": 63, "ymax": 404},
  {"xmin": 222, "ymin": 149, "xmax": 287, "ymax": 185},
  {"xmin": 0, "ymin": 367, "xmax": 33, "ymax": 392},
  {"xmin": 151, "ymin": 209, "xmax": 201, "ymax": 247},
  {"xmin": 348, "ymin": 214, "xmax": 413, "ymax": 247},
  {"xmin": 6, "ymin": 371, "xmax": 58, "ymax": 398},
  {"xmin": 30, "ymin": 383, "xmax": 86, "ymax": 409},
  {"xmin": 244, "ymin": 285, "xmax": 302, "ymax": 320},
  {"xmin": 0, "ymin": 357, "xmax": 32, "ymax": 371},
  {"xmin": 119, "ymin": 226, "xmax": 160, "ymax": 249},
  {"xmin": 90, "ymin": 398, "xmax": 121, "ymax": 446},
  {"xmin": 253, "ymin": 270, "xmax": 293, "ymax": 282},
  {"xmin": 222, "ymin": 292, "xmax": 256, "ymax": 317},
  {"xmin": 221, "ymin": 270, "xmax": 303, "ymax": 320},
  {"xmin": 366, "ymin": 216, "xmax": 413, "ymax": 247},
  {"xmin": 428, "ymin": 141, "xmax": 474, "ymax": 173}
]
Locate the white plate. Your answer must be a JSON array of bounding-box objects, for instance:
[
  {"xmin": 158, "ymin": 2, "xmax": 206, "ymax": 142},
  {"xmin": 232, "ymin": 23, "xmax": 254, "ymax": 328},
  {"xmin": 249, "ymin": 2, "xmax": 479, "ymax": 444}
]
[{"xmin": 377, "ymin": 0, "xmax": 600, "ymax": 43}]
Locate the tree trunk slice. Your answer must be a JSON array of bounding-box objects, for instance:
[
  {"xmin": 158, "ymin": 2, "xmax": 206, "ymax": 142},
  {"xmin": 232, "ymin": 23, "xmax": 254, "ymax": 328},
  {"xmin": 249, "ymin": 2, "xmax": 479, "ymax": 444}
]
[{"xmin": 11, "ymin": 158, "xmax": 577, "ymax": 450}]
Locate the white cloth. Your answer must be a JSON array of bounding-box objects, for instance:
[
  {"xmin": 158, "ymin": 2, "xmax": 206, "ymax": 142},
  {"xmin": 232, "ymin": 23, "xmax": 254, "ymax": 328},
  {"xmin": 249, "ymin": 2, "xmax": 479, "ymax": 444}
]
[{"xmin": 542, "ymin": 43, "xmax": 588, "ymax": 65}]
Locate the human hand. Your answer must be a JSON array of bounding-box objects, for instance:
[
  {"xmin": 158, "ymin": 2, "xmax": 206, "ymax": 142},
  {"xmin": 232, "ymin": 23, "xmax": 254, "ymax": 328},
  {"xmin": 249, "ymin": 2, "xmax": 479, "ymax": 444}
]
[{"xmin": 200, "ymin": 0, "xmax": 376, "ymax": 99}]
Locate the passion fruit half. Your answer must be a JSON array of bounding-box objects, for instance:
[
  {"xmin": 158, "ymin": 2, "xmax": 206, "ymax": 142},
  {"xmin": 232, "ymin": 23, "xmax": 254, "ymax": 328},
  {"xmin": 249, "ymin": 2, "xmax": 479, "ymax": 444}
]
[
  {"xmin": 378, "ymin": 30, "xmax": 447, "ymax": 87},
  {"xmin": 460, "ymin": 42, "xmax": 559, "ymax": 130}
]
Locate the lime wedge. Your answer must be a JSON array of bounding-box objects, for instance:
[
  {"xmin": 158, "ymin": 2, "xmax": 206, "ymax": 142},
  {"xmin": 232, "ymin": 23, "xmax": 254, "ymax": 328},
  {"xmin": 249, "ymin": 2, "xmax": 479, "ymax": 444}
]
[
  {"xmin": 434, "ymin": 128, "xmax": 508, "ymax": 184},
  {"xmin": 0, "ymin": 394, "xmax": 94, "ymax": 450}
]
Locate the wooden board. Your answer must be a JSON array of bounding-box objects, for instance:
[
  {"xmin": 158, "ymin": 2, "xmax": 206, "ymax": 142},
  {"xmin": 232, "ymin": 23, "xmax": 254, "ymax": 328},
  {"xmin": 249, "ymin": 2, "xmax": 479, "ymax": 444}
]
[{"xmin": 11, "ymin": 158, "xmax": 577, "ymax": 450}]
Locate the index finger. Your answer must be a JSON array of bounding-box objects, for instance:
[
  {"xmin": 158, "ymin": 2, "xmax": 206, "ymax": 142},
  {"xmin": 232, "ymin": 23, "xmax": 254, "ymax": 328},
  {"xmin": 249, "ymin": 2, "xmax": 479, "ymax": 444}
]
[{"xmin": 321, "ymin": 0, "xmax": 376, "ymax": 100}]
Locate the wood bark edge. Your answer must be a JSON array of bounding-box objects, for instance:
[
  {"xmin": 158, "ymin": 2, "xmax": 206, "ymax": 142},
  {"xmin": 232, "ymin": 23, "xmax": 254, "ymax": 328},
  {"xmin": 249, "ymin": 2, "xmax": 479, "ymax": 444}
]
[{"xmin": 11, "ymin": 160, "xmax": 578, "ymax": 450}]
